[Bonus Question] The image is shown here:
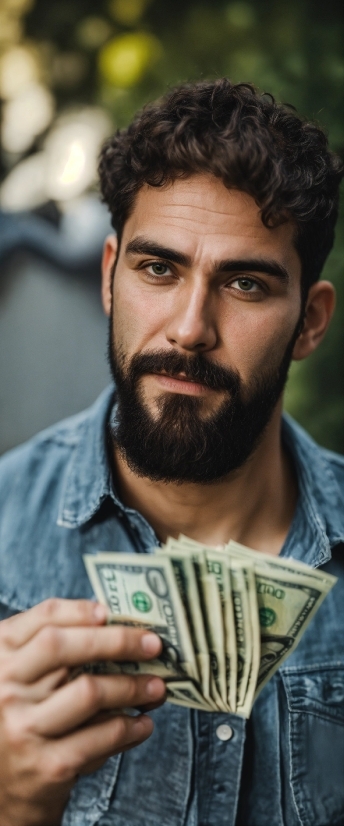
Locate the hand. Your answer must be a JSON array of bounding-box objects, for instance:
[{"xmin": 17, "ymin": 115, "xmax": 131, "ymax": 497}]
[{"xmin": 0, "ymin": 598, "xmax": 165, "ymax": 826}]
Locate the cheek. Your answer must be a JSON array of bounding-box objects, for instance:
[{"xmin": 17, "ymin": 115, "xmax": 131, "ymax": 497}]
[
  {"xmin": 219, "ymin": 303, "xmax": 300, "ymax": 381},
  {"xmin": 112, "ymin": 291, "xmax": 137, "ymax": 355},
  {"xmin": 112, "ymin": 277, "xmax": 163, "ymax": 358},
  {"xmin": 113, "ymin": 276, "xmax": 155, "ymax": 357}
]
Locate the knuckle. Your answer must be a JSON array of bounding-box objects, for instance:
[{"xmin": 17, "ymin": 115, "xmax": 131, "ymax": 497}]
[
  {"xmin": 111, "ymin": 714, "xmax": 128, "ymax": 745},
  {"xmin": 3, "ymin": 711, "xmax": 26, "ymax": 748},
  {"xmin": 0, "ymin": 658, "xmax": 14, "ymax": 684},
  {"xmin": 0, "ymin": 618, "xmax": 18, "ymax": 650},
  {"xmin": 37, "ymin": 625, "xmax": 63, "ymax": 658},
  {"xmin": 124, "ymin": 677, "xmax": 141, "ymax": 705},
  {"xmin": 0, "ymin": 681, "xmax": 19, "ymax": 708},
  {"xmin": 39, "ymin": 598, "xmax": 64, "ymax": 621},
  {"xmin": 78, "ymin": 674, "xmax": 102, "ymax": 709},
  {"xmin": 41, "ymin": 753, "xmax": 73, "ymax": 784}
]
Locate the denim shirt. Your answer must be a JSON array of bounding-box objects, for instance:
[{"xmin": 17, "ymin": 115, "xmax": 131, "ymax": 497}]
[{"xmin": 0, "ymin": 386, "xmax": 344, "ymax": 826}]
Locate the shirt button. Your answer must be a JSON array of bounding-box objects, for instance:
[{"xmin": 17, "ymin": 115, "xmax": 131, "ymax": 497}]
[{"xmin": 216, "ymin": 724, "xmax": 233, "ymax": 741}]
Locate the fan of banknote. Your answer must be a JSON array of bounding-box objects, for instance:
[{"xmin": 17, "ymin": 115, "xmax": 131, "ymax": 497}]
[{"xmin": 84, "ymin": 537, "xmax": 336, "ymax": 717}]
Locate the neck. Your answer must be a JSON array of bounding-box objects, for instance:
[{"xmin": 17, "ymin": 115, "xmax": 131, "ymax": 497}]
[{"xmin": 112, "ymin": 401, "xmax": 298, "ymax": 556}]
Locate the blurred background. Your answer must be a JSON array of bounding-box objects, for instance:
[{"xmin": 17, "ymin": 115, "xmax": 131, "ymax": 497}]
[{"xmin": 0, "ymin": 0, "xmax": 343, "ymax": 455}]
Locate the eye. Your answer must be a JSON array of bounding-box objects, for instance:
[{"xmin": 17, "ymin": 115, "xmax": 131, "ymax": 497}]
[
  {"xmin": 233, "ymin": 277, "xmax": 259, "ymax": 292},
  {"xmin": 147, "ymin": 262, "xmax": 172, "ymax": 276}
]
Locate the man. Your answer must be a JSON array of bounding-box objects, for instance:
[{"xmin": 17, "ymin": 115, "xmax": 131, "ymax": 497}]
[{"xmin": 0, "ymin": 79, "xmax": 343, "ymax": 826}]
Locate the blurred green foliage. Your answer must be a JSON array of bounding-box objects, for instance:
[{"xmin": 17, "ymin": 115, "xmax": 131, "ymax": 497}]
[{"xmin": 10, "ymin": 0, "xmax": 344, "ymax": 449}]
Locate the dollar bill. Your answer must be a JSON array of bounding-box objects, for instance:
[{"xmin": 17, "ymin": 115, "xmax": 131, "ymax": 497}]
[
  {"xmin": 166, "ymin": 680, "xmax": 214, "ymax": 711},
  {"xmin": 165, "ymin": 540, "xmax": 228, "ymax": 710},
  {"xmin": 253, "ymin": 564, "xmax": 336, "ymax": 696},
  {"xmin": 83, "ymin": 538, "xmax": 337, "ymax": 718},
  {"xmin": 83, "ymin": 552, "xmax": 199, "ymax": 683},
  {"xmin": 201, "ymin": 572, "xmax": 228, "ymax": 710},
  {"xmin": 205, "ymin": 551, "xmax": 237, "ymax": 712},
  {"xmin": 224, "ymin": 540, "xmax": 337, "ymax": 697},
  {"xmin": 227, "ymin": 539, "xmax": 335, "ymax": 584},
  {"xmin": 228, "ymin": 561, "xmax": 252, "ymax": 709},
  {"xmin": 159, "ymin": 542, "xmax": 216, "ymax": 709},
  {"xmin": 236, "ymin": 562, "xmax": 260, "ymax": 717}
]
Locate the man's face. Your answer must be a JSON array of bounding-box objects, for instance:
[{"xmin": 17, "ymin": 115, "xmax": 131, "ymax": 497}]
[{"xmin": 104, "ymin": 174, "xmax": 303, "ymax": 482}]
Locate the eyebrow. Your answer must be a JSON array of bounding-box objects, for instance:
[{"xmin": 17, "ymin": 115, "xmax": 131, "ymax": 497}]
[
  {"xmin": 126, "ymin": 237, "xmax": 191, "ymax": 267},
  {"xmin": 216, "ymin": 257, "xmax": 289, "ymax": 282},
  {"xmin": 125, "ymin": 236, "xmax": 290, "ymax": 282}
]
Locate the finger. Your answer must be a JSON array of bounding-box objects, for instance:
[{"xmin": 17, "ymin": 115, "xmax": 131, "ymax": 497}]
[
  {"xmin": 136, "ymin": 694, "xmax": 167, "ymax": 713},
  {"xmin": 11, "ymin": 626, "xmax": 162, "ymax": 683},
  {"xmin": 0, "ymin": 599, "xmax": 107, "ymax": 650},
  {"xmin": 79, "ymin": 736, "xmax": 149, "ymax": 776},
  {"xmin": 80, "ymin": 736, "xmax": 151, "ymax": 776},
  {"xmin": 44, "ymin": 714, "xmax": 154, "ymax": 780},
  {"xmin": 33, "ymin": 674, "xmax": 165, "ymax": 736},
  {"xmin": 4, "ymin": 668, "xmax": 69, "ymax": 705}
]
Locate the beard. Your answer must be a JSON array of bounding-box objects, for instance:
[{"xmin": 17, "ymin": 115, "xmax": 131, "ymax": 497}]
[{"xmin": 108, "ymin": 322, "xmax": 298, "ymax": 484}]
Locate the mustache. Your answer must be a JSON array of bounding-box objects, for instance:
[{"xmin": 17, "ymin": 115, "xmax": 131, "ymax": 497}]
[{"xmin": 124, "ymin": 350, "xmax": 241, "ymax": 394}]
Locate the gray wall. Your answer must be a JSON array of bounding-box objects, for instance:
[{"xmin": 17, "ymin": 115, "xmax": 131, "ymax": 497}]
[{"xmin": 0, "ymin": 253, "xmax": 110, "ymax": 455}]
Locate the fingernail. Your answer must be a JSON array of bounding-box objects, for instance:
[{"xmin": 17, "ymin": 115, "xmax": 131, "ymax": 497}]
[
  {"xmin": 93, "ymin": 604, "xmax": 107, "ymax": 622},
  {"xmin": 141, "ymin": 632, "xmax": 161, "ymax": 656},
  {"xmin": 146, "ymin": 677, "xmax": 165, "ymax": 699}
]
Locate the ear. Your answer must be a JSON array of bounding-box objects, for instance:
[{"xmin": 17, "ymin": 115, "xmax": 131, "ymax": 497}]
[
  {"xmin": 101, "ymin": 234, "xmax": 118, "ymax": 317},
  {"xmin": 292, "ymin": 280, "xmax": 336, "ymax": 361}
]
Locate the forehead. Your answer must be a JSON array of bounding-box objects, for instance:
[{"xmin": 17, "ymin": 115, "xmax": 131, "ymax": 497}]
[{"xmin": 122, "ymin": 174, "xmax": 300, "ymax": 272}]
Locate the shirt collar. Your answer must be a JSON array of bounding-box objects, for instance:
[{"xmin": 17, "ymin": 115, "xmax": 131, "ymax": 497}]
[
  {"xmin": 57, "ymin": 386, "xmax": 344, "ymax": 563},
  {"xmin": 57, "ymin": 385, "xmax": 116, "ymax": 528},
  {"xmin": 281, "ymin": 413, "xmax": 344, "ymax": 567}
]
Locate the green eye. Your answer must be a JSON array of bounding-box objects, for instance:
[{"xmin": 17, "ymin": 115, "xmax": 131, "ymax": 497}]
[
  {"xmin": 237, "ymin": 277, "xmax": 255, "ymax": 291},
  {"xmin": 150, "ymin": 263, "xmax": 169, "ymax": 275}
]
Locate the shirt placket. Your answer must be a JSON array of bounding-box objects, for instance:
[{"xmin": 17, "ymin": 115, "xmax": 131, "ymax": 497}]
[{"xmin": 195, "ymin": 711, "xmax": 246, "ymax": 826}]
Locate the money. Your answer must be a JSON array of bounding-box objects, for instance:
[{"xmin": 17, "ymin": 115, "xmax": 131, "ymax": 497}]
[
  {"xmin": 84, "ymin": 553, "xmax": 199, "ymax": 683},
  {"xmin": 205, "ymin": 552, "xmax": 237, "ymax": 712},
  {"xmin": 83, "ymin": 538, "xmax": 337, "ymax": 717},
  {"xmin": 224, "ymin": 540, "xmax": 336, "ymax": 697},
  {"xmin": 165, "ymin": 680, "xmax": 214, "ymax": 711},
  {"xmin": 228, "ymin": 561, "xmax": 252, "ymax": 709},
  {"xmin": 159, "ymin": 542, "xmax": 216, "ymax": 708},
  {"xmin": 162, "ymin": 540, "xmax": 226, "ymax": 709},
  {"xmin": 253, "ymin": 565, "xmax": 334, "ymax": 696},
  {"xmin": 237, "ymin": 562, "xmax": 260, "ymax": 716}
]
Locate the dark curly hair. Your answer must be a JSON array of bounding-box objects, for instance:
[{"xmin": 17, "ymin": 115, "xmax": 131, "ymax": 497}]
[{"xmin": 99, "ymin": 78, "xmax": 343, "ymax": 293}]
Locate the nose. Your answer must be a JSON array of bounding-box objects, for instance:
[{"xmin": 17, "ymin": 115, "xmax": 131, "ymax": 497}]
[{"xmin": 165, "ymin": 280, "xmax": 217, "ymax": 353}]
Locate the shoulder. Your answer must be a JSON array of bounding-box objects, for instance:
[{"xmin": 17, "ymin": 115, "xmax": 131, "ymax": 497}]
[
  {"xmin": 0, "ymin": 387, "xmax": 114, "ymax": 526},
  {"xmin": 283, "ymin": 413, "xmax": 344, "ymax": 485},
  {"xmin": 0, "ymin": 386, "xmax": 114, "ymax": 492},
  {"xmin": 0, "ymin": 409, "xmax": 85, "ymax": 483},
  {"xmin": 0, "ymin": 410, "xmax": 87, "ymax": 527},
  {"xmin": 283, "ymin": 414, "xmax": 344, "ymax": 548},
  {"xmin": 319, "ymin": 446, "xmax": 344, "ymax": 488}
]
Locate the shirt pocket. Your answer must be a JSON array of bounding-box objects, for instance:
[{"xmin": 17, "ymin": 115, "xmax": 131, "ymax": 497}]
[
  {"xmin": 281, "ymin": 664, "xmax": 344, "ymax": 826},
  {"xmin": 62, "ymin": 704, "xmax": 194, "ymax": 826},
  {"xmin": 62, "ymin": 755, "xmax": 123, "ymax": 826}
]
